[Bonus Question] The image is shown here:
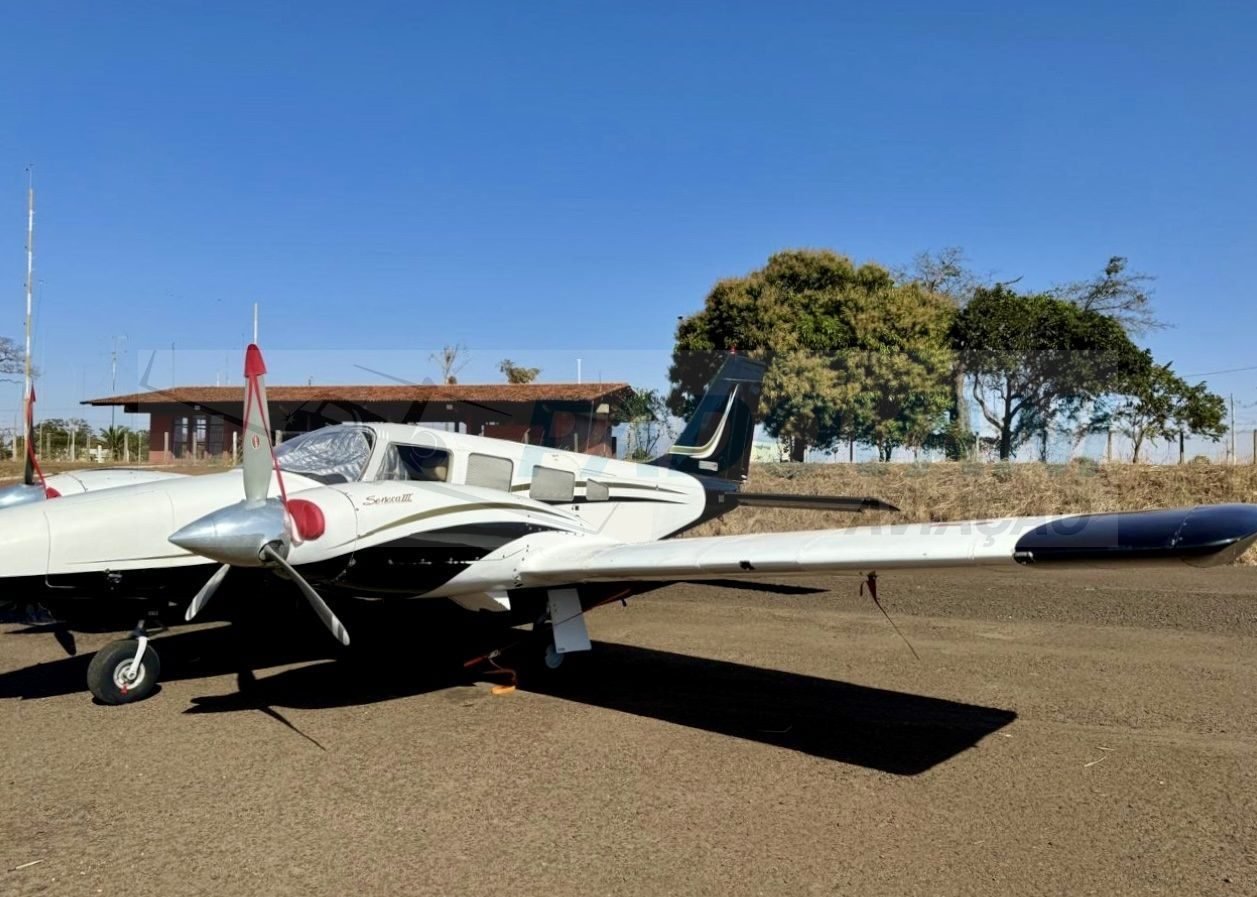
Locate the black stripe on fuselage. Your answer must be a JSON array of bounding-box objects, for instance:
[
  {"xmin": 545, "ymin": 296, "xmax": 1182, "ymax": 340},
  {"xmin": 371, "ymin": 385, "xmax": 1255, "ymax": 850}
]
[{"xmin": 335, "ymin": 521, "xmax": 564, "ymax": 596}]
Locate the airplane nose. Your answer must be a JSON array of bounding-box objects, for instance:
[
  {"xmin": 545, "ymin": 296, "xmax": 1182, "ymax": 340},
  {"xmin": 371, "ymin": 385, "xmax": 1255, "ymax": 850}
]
[{"xmin": 169, "ymin": 501, "xmax": 288, "ymax": 567}]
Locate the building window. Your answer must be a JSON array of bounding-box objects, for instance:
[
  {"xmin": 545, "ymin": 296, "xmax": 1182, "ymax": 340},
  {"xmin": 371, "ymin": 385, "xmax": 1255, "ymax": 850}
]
[
  {"xmin": 530, "ymin": 465, "xmax": 575, "ymax": 502},
  {"xmin": 466, "ymin": 453, "xmax": 513, "ymax": 491}
]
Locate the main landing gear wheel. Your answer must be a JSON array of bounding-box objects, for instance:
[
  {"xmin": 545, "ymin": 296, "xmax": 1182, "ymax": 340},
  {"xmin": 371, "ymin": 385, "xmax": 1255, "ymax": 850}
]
[
  {"xmin": 525, "ymin": 619, "xmax": 581, "ymax": 676},
  {"xmin": 86, "ymin": 638, "xmax": 162, "ymax": 705},
  {"xmin": 541, "ymin": 632, "xmax": 565, "ymax": 671}
]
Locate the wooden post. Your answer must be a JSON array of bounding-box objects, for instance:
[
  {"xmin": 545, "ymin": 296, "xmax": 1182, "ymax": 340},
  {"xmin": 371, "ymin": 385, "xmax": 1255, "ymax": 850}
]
[
  {"xmin": 232, "ymin": 430, "xmax": 238, "ymax": 462},
  {"xmin": 1105, "ymin": 430, "xmax": 1113, "ymax": 463},
  {"xmin": 1179, "ymin": 431, "xmax": 1185, "ymax": 464},
  {"xmin": 1230, "ymin": 395, "xmax": 1236, "ymax": 465},
  {"xmin": 164, "ymin": 431, "xmax": 170, "ymax": 462},
  {"xmin": 124, "ymin": 432, "xmax": 130, "ymax": 463},
  {"xmin": 69, "ymin": 428, "xmax": 75, "ymax": 462},
  {"xmin": 848, "ymin": 438, "xmax": 854, "ymax": 463}
]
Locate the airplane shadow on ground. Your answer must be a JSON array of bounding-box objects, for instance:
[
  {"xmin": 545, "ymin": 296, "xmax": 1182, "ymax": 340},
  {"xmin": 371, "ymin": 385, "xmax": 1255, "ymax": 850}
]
[{"xmin": 2, "ymin": 611, "xmax": 1015, "ymax": 775}]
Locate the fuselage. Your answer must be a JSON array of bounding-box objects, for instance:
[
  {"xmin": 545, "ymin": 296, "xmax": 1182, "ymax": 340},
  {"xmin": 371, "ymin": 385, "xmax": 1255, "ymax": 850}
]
[{"xmin": 0, "ymin": 423, "xmax": 716, "ymax": 608}]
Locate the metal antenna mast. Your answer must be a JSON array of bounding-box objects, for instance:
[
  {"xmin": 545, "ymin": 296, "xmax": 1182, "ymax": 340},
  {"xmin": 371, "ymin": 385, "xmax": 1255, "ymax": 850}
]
[{"xmin": 23, "ymin": 170, "xmax": 34, "ymax": 424}]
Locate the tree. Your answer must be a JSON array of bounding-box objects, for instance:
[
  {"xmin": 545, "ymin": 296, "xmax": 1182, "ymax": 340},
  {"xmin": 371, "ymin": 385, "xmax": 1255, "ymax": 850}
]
[
  {"xmin": 1, "ymin": 336, "xmax": 25, "ymax": 383},
  {"xmin": 615, "ymin": 387, "xmax": 671, "ymax": 461},
  {"xmin": 669, "ymin": 249, "xmax": 955, "ymax": 461},
  {"xmin": 1054, "ymin": 256, "xmax": 1161, "ymax": 335},
  {"xmin": 899, "ymin": 248, "xmax": 1008, "ymax": 459},
  {"xmin": 839, "ymin": 282, "xmax": 956, "ymax": 461},
  {"xmin": 99, "ymin": 425, "xmax": 133, "ymax": 461},
  {"xmin": 899, "ymin": 246, "xmax": 983, "ymax": 302},
  {"xmin": 430, "ymin": 344, "xmax": 468, "ymax": 384},
  {"xmin": 498, "ymin": 359, "xmax": 541, "ymax": 384},
  {"xmin": 1094, "ymin": 362, "xmax": 1227, "ymax": 462},
  {"xmin": 35, "ymin": 418, "xmax": 93, "ymax": 458},
  {"xmin": 952, "ymin": 286, "xmax": 1146, "ymax": 460}
]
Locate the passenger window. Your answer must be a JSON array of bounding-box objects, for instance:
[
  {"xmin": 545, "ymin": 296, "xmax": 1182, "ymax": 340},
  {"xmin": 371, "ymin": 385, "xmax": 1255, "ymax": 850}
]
[
  {"xmin": 466, "ymin": 453, "xmax": 513, "ymax": 491},
  {"xmin": 530, "ymin": 466, "xmax": 575, "ymax": 502},
  {"xmin": 377, "ymin": 444, "xmax": 451, "ymax": 482},
  {"xmin": 586, "ymin": 479, "xmax": 609, "ymax": 502}
]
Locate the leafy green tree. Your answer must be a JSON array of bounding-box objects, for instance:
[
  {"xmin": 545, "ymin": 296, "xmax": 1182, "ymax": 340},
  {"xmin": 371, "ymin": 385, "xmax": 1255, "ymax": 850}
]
[
  {"xmin": 498, "ymin": 359, "xmax": 541, "ymax": 384},
  {"xmin": 1095, "ymin": 362, "xmax": 1227, "ymax": 461},
  {"xmin": 670, "ymin": 249, "xmax": 955, "ymax": 461},
  {"xmin": 952, "ymin": 286, "xmax": 1146, "ymax": 460},
  {"xmin": 615, "ymin": 387, "xmax": 671, "ymax": 461}
]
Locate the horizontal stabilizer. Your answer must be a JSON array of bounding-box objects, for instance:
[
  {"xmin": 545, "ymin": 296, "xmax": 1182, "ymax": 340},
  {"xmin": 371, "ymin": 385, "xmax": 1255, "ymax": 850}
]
[{"xmin": 715, "ymin": 492, "xmax": 900, "ymax": 514}]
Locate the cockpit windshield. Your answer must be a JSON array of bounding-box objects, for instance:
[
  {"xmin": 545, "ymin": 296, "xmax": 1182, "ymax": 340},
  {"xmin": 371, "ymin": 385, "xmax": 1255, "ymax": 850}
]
[{"xmin": 274, "ymin": 426, "xmax": 375, "ymax": 484}]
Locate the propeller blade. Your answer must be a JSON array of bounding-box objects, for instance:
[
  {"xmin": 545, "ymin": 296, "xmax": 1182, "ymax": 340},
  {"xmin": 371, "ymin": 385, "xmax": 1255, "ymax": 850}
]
[
  {"xmin": 260, "ymin": 544, "xmax": 350, "ymax": 646},
  {"xmin": 185, "ymin": 564, "xmax": 231, "ymax": 622},
  {"xmin": 242, "ymin": 344, "xmax": 275, "ymax": 506}
]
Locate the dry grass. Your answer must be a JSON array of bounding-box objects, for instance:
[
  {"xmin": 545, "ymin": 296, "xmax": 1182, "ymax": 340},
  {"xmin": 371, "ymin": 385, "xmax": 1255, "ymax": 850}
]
[
  {"xmin": 0, "ymin": 459, "xmax": 222, "ymax": 484},
  {"xmin": 697, "ymin": 461, "xmax": 1257, "ymax": 563}
]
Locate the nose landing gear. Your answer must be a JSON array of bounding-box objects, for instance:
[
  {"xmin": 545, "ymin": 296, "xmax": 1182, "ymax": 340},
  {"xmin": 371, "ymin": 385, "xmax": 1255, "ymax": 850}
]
[{"xmin": 86, "ymin": 620, "xmax": 162, "ymax": 705}]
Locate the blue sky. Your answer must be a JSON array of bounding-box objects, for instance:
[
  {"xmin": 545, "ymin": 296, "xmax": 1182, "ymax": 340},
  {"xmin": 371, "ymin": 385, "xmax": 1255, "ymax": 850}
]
[{"xmin": 2, "ymin": 1, "xmax": 1255, "ymax": 436}]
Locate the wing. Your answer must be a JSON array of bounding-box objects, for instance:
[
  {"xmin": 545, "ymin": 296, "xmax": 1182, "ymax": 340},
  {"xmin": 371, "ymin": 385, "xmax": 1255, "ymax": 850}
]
[{"xmin": 512, "ymin": 505, "xmax": 1257, "ymax": 588}]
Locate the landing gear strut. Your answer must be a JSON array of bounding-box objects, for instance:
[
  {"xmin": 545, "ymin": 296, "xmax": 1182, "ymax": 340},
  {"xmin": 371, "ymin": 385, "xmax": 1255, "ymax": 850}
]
[
  {"xmin": 86, "ymin": 619, "xmax": 162, "ymax": 705},
  {"xmin": 527, "ymin": 589, "xmax": 590, "ymax": 674}
]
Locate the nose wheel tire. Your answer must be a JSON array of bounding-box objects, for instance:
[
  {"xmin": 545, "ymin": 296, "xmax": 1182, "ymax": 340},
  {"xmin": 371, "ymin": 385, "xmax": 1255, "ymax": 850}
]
[{"xmin": 86, "ymin": 639, "xmax": 162, "ymax": 705}]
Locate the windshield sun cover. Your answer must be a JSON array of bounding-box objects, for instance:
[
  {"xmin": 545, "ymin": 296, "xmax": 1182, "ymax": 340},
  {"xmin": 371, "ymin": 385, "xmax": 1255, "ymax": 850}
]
[{"xmin": 274, "ymin": 427, "xmax": 375, "ymax": 484}]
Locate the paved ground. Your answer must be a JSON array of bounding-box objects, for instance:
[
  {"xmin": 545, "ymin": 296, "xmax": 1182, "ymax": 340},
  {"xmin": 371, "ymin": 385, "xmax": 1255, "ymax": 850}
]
[{"xmin": 2, "ymin": 566, "xmax": 1255, "ymax": 896}]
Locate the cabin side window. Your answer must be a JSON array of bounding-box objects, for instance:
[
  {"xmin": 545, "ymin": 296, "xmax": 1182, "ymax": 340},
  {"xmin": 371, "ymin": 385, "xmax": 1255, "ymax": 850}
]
[
  {"xmin": 466, "ymin": 453, "xmax": 513, "ymax": 491},
  {"xmin": 376, "ymin": 443, "xmax": 451, "ymax": 482},
  {"xmin": 530, "ymin": 465, "xmax": 575, "ymax": 502},
  {"xmin": 586, "ymin": 479, "xmax": 610, "ymax": 502}
]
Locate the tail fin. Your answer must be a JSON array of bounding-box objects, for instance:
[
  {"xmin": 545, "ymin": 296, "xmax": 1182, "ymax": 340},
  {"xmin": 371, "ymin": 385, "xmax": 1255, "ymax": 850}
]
[{"xmin": 652, "ymin": 353, "xmax": 765, "ymax": 482}]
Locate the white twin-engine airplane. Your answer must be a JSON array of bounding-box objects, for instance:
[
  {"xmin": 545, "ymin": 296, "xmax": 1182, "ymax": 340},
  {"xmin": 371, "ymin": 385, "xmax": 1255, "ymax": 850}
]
[{"xmin": 3, "ymin": 345, "xmax": 1256, "ymax": 705}]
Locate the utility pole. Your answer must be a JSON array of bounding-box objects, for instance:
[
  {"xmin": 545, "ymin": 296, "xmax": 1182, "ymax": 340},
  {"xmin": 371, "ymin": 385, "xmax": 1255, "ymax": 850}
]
[
  {"xmin": 22, "ymin": 170, "xmax": 34, "ymax": 471},
  {"xmin": 110, "ymin": 335, "xmax": 126, "ymax": 432}
]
